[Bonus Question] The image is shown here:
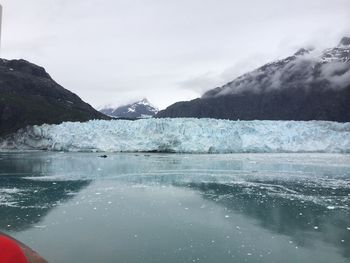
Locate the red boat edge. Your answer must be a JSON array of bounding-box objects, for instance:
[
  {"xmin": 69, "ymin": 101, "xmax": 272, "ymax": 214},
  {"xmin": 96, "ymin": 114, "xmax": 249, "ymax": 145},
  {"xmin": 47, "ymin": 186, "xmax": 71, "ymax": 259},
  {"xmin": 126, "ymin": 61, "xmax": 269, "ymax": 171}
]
[{"xmin": 0, "ymin": 232, "xmax": 48, "ymax": 263}]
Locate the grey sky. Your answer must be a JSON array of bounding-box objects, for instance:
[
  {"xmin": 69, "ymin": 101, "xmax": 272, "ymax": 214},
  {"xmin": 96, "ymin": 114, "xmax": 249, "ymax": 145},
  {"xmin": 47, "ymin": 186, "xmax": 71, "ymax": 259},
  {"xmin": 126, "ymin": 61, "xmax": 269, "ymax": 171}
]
[{"xmin": 2, "ymin": 0, "xmax": 350, "ymax": 109}]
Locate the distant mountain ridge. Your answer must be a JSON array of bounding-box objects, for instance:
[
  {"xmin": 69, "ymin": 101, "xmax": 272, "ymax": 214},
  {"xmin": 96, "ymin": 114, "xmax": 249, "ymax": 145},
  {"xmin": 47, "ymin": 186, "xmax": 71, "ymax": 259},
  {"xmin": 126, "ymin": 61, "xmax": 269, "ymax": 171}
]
[
  {"xmin": 100, "ymin": 99, "xmax": 158, "ymax": 119},
  {"xmin": 0, "ymin": 59, "xmax": 109, "ymax": 137},
  {"xmin": 157, "ymin": 37, "xmax": 350, "ymax": 122}
]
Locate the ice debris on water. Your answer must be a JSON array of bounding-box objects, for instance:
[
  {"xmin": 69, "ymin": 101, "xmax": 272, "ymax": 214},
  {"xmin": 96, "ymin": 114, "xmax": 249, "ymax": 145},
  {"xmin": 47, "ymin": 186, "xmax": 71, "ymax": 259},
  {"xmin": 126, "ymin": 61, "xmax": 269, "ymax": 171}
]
[
  {"xmin": 1, "ymin": 119, "xmax": 349, "ymax": 153},
  {"xmin": 34, "ymin": 225, "xmax": 47, "ymax": 229}
]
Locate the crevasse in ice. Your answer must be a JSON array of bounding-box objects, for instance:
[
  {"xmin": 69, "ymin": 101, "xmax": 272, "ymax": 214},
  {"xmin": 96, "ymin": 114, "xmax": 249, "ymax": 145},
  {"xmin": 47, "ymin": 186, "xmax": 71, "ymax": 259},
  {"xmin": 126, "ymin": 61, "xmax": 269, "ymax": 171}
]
[{"xmin": 1, "ymin": 118, "xmax": 349, "ymax": 153}]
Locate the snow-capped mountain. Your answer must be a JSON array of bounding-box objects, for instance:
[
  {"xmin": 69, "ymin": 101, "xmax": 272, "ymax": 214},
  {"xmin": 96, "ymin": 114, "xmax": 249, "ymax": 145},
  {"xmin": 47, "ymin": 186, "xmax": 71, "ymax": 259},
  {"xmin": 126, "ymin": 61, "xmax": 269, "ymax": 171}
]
[
  {"xmin": 157, "ymin": 37, "xmax": 350, "ymax": 122},
  {"xmin": 100, "ymin": 99, "xmax": 158, "ymax": 119}
]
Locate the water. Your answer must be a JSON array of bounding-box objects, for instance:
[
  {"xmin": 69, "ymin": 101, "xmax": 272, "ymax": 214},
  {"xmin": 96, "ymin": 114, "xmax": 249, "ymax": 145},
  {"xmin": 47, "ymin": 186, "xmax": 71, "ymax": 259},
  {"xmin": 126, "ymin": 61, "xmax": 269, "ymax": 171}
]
[{"xmin": 0, "ymin": 152, "xmax": 350, "ymax": 263}]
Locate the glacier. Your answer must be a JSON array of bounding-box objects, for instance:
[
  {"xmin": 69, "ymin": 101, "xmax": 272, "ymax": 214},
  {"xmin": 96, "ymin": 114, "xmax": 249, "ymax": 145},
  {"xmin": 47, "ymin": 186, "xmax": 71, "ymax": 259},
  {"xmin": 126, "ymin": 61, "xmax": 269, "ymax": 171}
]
[{"xmin": 0, "ymin": 118, "xmax": 349, "ymax": 153}]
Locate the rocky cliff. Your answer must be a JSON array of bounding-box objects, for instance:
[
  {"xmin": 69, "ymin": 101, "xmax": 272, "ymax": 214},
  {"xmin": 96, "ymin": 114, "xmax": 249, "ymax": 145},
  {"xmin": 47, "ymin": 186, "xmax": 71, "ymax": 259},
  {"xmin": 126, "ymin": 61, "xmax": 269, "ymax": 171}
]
[{"xmin": 0, "ymin": 59, "xmax": 109, "ymax": 136}]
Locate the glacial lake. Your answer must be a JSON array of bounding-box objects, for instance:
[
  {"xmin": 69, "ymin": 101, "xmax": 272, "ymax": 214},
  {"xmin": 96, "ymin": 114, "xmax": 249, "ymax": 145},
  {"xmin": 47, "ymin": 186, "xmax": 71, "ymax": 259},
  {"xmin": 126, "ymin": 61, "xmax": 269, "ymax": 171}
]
[{"xmin": 0, "ymin": 152, "xmax": 350, "ymax": 263}]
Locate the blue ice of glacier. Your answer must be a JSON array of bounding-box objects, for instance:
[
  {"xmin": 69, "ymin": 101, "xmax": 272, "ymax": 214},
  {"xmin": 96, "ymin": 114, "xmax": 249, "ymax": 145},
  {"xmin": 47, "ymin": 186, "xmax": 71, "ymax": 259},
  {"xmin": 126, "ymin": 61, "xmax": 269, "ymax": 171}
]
[{"xmin": 1, "ymin": 118, "xmax": 350, "ymax": 153}]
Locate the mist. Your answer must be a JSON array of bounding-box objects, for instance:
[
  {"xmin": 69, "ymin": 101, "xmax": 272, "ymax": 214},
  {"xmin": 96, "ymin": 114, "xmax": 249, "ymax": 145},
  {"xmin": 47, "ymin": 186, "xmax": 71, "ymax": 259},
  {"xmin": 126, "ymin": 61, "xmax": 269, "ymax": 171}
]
[{"xmin": 1, "ymin": 0, "xmax": 350, "ymax": 109}]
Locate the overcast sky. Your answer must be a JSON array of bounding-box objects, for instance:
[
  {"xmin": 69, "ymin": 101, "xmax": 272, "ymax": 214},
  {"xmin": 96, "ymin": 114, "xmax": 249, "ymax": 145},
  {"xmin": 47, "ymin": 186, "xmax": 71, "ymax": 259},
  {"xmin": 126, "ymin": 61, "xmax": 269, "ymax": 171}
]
[{"xmin": 2, "ymin": 0, "xmax": 350, "ymax": 109}]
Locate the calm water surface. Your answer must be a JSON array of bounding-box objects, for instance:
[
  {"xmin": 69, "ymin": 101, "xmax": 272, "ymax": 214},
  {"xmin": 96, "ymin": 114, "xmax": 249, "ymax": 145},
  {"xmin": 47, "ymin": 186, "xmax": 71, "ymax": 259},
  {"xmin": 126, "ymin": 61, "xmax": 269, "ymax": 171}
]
[{"xmin": 0, "ymin": 152, "xmax": 350, "ymax": 263}]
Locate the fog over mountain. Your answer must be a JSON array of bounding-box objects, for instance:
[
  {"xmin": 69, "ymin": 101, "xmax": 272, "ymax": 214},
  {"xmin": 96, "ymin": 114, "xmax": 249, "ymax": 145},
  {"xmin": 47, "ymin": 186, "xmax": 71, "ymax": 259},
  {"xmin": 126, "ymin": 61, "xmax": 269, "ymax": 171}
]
[
  {"xmin": 157, "ymin": 38, "xmax": 350, "ymax": 121},
  {"xmin": 203, "ymin": 37, "xmax": 350, "ymax": 97},
  {"xmin": 2, "ymin": 0, "xmax": 350, "ymax": 109}
]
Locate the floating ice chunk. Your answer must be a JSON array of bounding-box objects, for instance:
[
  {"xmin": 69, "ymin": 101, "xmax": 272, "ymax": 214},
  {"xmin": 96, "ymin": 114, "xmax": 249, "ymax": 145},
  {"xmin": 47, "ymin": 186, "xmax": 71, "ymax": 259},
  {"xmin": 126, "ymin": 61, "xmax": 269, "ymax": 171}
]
[{"xmin": 34, "ymin": 225, "xmax": 47, "ymax": 229}]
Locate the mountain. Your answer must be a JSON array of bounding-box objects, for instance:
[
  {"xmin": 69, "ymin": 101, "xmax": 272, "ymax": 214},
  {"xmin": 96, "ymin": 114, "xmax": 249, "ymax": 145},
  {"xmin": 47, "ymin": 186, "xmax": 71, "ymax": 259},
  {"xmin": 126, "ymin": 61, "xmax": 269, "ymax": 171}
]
[
  {"xmin": 100, "ymin": 99, "xmax": 158, "ymax": 119},
  {"xmin": 157, "ymin": 37, "xmax": 350, "ymax": 122},
  {"xmin": 0, "ymin": 59, "xmax": 109, "ymax": 137}
]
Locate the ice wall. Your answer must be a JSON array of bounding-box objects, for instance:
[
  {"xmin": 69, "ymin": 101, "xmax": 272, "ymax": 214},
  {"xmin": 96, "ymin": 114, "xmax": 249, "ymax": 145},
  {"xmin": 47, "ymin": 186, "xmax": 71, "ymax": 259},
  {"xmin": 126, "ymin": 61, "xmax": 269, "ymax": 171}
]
[{"xmin": 1, "ymin": 118, "xmax": 349, "ymax": 153}]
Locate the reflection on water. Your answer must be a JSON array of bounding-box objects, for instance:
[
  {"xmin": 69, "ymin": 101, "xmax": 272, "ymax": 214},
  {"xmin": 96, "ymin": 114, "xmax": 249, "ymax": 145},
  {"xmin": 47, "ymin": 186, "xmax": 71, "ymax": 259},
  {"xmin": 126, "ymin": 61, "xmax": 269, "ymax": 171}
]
[
  {"xmin": 0, "ymin": 179, "xmax": 90, "ymax": 232},
  {"xmin": 0, "ymin": 153, "xmax": 92, "ymax": 231},
  {"xmin": 0, "ymin": 152, "xmax": 349, "ymax": 263},
  {"xmin": 187, "ymin": 182, "xmax": 350, "ymax": 259}
]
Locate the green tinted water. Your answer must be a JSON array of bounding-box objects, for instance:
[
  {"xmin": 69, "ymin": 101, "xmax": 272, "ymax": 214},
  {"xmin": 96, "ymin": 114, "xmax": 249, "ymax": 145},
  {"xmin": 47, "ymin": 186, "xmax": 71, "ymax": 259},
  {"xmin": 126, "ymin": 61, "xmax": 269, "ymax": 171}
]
[{"xmin": 0, "ymin": 153, "xmax": 349, "ymax": 263}]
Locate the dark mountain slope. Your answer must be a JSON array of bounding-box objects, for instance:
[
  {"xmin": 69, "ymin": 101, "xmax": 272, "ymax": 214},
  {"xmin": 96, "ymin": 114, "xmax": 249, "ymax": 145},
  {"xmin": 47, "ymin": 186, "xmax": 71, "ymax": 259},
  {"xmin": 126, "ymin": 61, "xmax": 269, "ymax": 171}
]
[
  {"xmin": 157, "ymin": 37, "xmax": 350, "ymax": 122},
  {"xmin": 0, "ymin": 59, "xmax": 109, "ymax": 136},
  {"xmin": 158, "ymin": 84, "xmax": 350, "ymax": 121}
]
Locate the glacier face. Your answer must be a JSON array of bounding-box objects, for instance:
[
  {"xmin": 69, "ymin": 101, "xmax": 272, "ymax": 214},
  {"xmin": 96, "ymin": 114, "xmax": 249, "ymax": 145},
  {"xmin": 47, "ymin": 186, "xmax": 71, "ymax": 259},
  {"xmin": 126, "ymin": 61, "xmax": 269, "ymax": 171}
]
[{"xmin": 1, "ymin": 118, "xmax": 350, "ymax": 153}]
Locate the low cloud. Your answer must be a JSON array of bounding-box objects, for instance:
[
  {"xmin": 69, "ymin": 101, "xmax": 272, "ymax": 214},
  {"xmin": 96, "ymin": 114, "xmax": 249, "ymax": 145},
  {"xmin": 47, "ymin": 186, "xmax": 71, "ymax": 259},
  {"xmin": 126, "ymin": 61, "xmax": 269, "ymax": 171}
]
[
  {"xmin": 204, "ymin": 47, "xmax": 350, "ymax": 97},
  {"xmin": 179, "ymin": 54, "xmax": 271, "ymax": 96},
  {"xmin": 319, "ymin": 62, "xmax": 350, "ymax": 88},
  {"xmin": 2, "ymin": 0, "xmax": 350, "ymax": 108}
]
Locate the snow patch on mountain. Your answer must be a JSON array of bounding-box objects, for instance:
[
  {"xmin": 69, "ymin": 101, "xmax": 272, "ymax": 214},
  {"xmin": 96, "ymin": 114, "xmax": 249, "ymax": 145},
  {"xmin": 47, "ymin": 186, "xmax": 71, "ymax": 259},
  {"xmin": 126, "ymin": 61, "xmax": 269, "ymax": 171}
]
[{"xmin": 1, "ymin": 119, "xmax": 349, "ymax": 153}]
